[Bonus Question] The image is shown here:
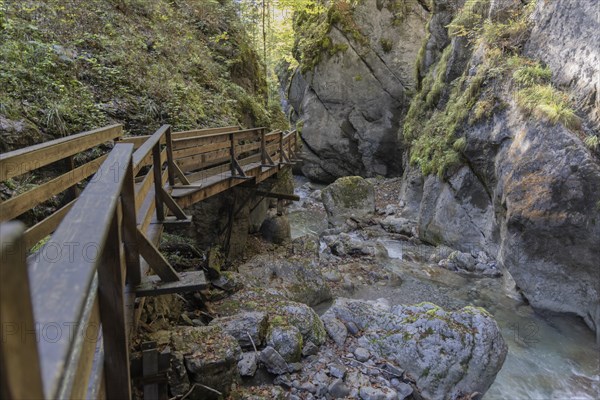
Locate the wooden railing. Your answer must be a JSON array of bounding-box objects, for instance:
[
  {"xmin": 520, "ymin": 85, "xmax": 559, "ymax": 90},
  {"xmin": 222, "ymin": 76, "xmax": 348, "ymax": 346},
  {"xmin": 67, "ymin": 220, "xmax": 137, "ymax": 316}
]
[{"xmin": 0, "ymin": 123, "xmax": 300, "ymax": 399}]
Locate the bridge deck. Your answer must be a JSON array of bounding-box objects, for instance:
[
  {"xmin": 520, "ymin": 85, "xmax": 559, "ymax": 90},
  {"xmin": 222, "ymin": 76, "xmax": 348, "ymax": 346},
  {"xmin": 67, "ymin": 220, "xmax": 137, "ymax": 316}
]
[{"xmin": 0, "ymin": 124, "xmax": 300, "ymax": 399}]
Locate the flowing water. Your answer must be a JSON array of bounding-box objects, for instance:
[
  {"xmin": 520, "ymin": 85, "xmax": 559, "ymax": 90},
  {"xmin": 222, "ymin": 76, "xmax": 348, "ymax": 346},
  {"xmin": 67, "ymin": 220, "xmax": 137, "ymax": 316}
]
[{"xmin": 289, "ymin": 176, "xmax": 600, "ymax": 399}]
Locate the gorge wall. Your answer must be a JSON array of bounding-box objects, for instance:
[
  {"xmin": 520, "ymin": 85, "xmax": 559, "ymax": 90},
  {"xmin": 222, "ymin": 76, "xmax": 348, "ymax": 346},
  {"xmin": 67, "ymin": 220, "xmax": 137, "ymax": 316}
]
[{"xmin": 289, "ymin": 0, "xmax": 600, "ymax": 335}]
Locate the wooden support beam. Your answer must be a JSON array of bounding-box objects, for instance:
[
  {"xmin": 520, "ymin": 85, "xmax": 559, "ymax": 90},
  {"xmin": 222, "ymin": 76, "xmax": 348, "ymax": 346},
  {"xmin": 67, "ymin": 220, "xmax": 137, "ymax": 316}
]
[
  {"xmin": 136, "ymin": 271, "xmax": 208, "ymax": 297},
  {"xmin": 142, "ymin": 342, "xmax": 159, "ymax": 400},
  {"xmin": 136, "ymin": 228, "xmax": 180, "ymax": 283},
  {"xmin": 171, "ymin": 161, "xmax": 191, "ymax": 185},
  {"xmin": 255, "ymin": 190, "xmax": 300, "ymax": 201},
  {"xmin": 159, "ymin": 187, "xmax": 188, "ymax": 220}
]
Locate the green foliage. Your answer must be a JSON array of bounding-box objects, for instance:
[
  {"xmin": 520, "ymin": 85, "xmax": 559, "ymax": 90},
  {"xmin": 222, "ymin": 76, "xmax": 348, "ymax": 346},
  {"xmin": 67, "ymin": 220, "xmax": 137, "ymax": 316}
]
[
  {"xmin": 584, "ymin": 135, "xmax": 599, "ymax": 151},
  {"xmin": 380, "ymin": 38, "xmax": 393, "ymax": 53},
  {"xmin": 513, "ymin": 63, "xmax": 552, "ymax": 86},
  {"xmin": 387, "ymin": 0, "xmax": 409, "ymax": 26},
  {"xmin": 447, "ymin": 0, "xmax": 491, "ymax": 40},
  {"xmin": 294, "ymin": 0, "xmax": 365, "ymax": 73},
  {"xmin": 0, "ymin": 0, "xmax": 273, "ymax": 143},
  {"xmin": 517, "ymin": 85, "xmax": 581, "ymax": 130}
]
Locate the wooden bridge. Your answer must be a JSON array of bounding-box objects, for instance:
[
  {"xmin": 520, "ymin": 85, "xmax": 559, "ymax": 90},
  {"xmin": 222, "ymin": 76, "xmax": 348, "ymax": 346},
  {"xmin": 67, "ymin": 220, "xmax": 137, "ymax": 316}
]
[{"xmin": 0, "ymin": 124, "xmax": 300, "ymax": 399}]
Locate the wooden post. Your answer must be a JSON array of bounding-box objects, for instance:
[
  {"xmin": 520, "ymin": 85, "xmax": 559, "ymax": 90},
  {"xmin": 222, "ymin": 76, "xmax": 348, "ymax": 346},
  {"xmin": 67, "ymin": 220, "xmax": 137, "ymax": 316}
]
[
  {"xmin": 0, "ymin": 222, "xmax": 45, "ymax": 400},
  {"xmin": 122, "ymin": 161, "xmax": 141, "ymax": 285},
  {"xmin": 63, "ymin": 155, "xmax": 79, "ymax": 202},
  {"xmin": 152, "ymin": 143, "xmax": 165, "ymax": 221},
  {"xmin": 164, "ymin": 126, "xmax": 175, "ymax": 187},
  {"xmin": 278, "ymin": 131, "xmax": 284, "ymax": 163},
  {"xmin": 229, "ymin": 133, "xmax": 236, "ymax": 176},
  {"xmin": 260, "ymin": 128, "xmax": 266, "ymax": 165},
  {"xmin": 142, "ymin": 342, "xmax": 159, "ymax": 400},
  {"xmin": 97, "ymin": 210, "xmax": 132, "ymax": 400}
]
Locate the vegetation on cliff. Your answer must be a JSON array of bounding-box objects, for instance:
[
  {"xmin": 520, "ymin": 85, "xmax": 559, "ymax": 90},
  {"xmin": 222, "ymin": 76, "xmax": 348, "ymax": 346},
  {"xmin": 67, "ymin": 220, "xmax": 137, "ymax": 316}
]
[
  {"xmin": 0, "ymin": 0, "xmax": 281, "ymax": 150},
  {"xmin": 403, "ymin": 0, "xmax": 588, "ymax": 178}
]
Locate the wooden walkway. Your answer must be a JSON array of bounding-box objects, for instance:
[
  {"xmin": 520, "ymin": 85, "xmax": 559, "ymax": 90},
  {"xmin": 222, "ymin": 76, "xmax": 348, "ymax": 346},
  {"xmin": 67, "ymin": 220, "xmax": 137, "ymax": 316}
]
[{"xmin": 0, "ymin": 124, "xmax": 299, "ymax": 399}]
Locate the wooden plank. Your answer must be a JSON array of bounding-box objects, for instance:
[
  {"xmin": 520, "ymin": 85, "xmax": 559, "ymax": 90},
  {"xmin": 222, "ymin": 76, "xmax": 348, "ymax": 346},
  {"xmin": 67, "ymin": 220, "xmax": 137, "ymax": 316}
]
[
  {"xmin": 172, "ymin": 127, "xmax": 263, "ymax": 151},
  {"xmin": 184, "ymin": 163, "xmax": 231, "ymax": 183},
  {"xmin": 172, "ymin": 125, "xmax": 240, "ymax": 139},
  {"xmin": 132, "ymin": 125, "xmax": 169, "ymax": 174},
  {"xmin": 255, "ymin": 190, "xmax": 300, "ymax": 201},
  {"xmin": 0, "ymin": 124, "xmax": 122, "ymax": 181},
  {"xmin": 137, "ymin": 228, "xmax": 180, "ymax": 283},
  {"xmin": 27, "ymin": 143, "xmax": 133, "ymax": 399},
  {"xmin": 173, "ymin": 139, "xmax": 230, "ymax": 158},
  {"xmin": 236, "ymin": 141, "xmax": 261, "ymax": 154},
  {"xmin": 98, "ymin": 210, "xmax": 132, "ymax": 400},
  {"xmin": 23, "ymin": 199, "xmax": 76, "ymax": 249},
  {"xmin": 135, "ymin": 170, "xmax": 154, "ymax": 210},
  {"xmin": 0, "ymin": 154, "xmax": 108, "ymax": 222},
  {"xmin": 177, "ymin": 150, "xmax": 230, "ymax": 173},
  {"xmin": 0, "ymin": 222, "xmax": 45, "ymax": 400},
  {"xmin": 142, "ymin": 342, "xmax": 159, "ymax": 399},
  {"xmin": 136, "ymin": 271, "xmax": 208, "ymax": 297},
  {"xmin": 85, "ymin": 336, "xmax": 105, "ymax": 400}
]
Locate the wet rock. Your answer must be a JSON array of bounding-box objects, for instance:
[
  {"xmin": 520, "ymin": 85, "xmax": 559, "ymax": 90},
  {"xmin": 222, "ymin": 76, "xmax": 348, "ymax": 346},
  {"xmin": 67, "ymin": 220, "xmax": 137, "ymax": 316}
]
[
  {"xmin": 260, "ymin": 211, "xmax": 291, "ymax": 244},
  {"xmin": 302, "ymin": 341, "xmax": 319, "ymax": 357},
  {"xmin": 238, "ymin": 256, "xmax": 332, "ymax": 307},
  {"xmin": 328, "ymin": 378, "xmax": 351, "ymax": 398},
  {"xmin": 209, "ymin": 311, "xmax": 268, "ymax": 350},
  {"xmin": 238, "ymin": 352, "xmax": 258, "ymax": 377},
  {"xmin": 321, "ymin": 315, "xmax": 348, "ymax": 346},
  {"xmin": 322, "ymin": 176, "xmax": 376, "ymax": 228},
  {"xmin": 324, "ymin": 298, "xmax": 507, "ymax": 399},
  {"xmin": 380, "ymin": 216, "xmax": 415, "ymax": 236},
  {"xmin": 354, "ymin": 347, "xmax": 370, "ymax": 362},
  {"xmin": 260, "ymin": 346, "xmax": 288, "ymax": 375},
  {"xmin": 266, "ymin": 324, "xmax": 303, "ymax": 362}
]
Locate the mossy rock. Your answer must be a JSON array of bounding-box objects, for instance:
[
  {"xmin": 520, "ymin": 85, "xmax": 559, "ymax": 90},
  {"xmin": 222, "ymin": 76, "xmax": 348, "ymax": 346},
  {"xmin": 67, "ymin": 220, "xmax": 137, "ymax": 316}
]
[{"xmin": 322, "ymin": 176, "xmax": 375, "ymax": 227}]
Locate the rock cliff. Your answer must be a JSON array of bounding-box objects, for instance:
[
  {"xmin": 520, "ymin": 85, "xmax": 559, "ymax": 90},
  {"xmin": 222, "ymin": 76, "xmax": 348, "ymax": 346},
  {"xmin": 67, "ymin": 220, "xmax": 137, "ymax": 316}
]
[{"xmin": 291, "ymin": 0, "xmax": 600, "ymax": 336}]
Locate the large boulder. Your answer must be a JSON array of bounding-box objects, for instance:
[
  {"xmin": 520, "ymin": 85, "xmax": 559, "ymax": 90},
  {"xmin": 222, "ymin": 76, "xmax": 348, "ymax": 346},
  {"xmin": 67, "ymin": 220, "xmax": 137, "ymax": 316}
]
[
  {"xmin": 209, "ymin": 311, "xmax": 269, "ymax": 350},
  {"xmin": 160, "ymin": 325, "xmax": 242, "ymax": 400},
  {"xmin": 238, "ymin": 254, "xmax": 332, "ymax": 307},
  {"xmin": 289, "ymin": 0, "xmax": 430, "ymax": 181},
  {"xmin": 322, "ymin": 176, "xmax": 376, "ymax": 228},
  {"xmin": 322, "ymin": 298, "xmax": 507, "ymax": 399}
]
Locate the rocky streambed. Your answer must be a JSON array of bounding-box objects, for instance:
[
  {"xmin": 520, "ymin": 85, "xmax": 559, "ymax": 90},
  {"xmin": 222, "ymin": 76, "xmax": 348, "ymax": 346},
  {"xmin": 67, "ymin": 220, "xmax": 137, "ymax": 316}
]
[{"xmin": 136, "ymin": 175, "xmax": 599, "ymax": 399}]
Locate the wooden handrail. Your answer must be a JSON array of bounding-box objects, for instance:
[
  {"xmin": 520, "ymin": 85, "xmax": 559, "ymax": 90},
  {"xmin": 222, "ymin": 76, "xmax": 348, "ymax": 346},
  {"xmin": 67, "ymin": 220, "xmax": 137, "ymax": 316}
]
[
  {"xmin": 0, "ymin": 124, "xmax": 123, "ymax": 181},
  {"xmin": 28, "ymin": 143, "xmax": 134, "ymax": 399}
]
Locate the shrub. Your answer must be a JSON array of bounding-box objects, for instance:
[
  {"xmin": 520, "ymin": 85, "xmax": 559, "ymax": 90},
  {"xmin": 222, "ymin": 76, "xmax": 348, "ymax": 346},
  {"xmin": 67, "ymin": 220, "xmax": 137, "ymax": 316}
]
[
  {"xmin": 584, "ymin": 135, "xmax": 599, "ymax": 151},
  {"xmin": 513, "ymin": 64, "xmax": 552, "ymax": 86}
]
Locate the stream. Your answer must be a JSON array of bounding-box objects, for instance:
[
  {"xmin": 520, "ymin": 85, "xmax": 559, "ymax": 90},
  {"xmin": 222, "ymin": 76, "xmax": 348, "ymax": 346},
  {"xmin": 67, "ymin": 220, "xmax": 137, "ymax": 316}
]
[{"xmin": 288, "ymin": 176, "xmax": 600, "ymax": 399}]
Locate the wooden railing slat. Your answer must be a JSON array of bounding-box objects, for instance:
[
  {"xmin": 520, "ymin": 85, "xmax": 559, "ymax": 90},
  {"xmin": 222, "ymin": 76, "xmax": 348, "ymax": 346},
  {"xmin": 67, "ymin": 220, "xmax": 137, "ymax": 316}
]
[
  {"xmin": 0, "ymin": 154, "xmax": 108, "ymax": 222},
  {"xmin": 23, "ymin": 198, "xmax": 77, "ymax": 250},
  {"xmin": 0, "ymin": 124, "xmax": 122, "ymax": 181}
]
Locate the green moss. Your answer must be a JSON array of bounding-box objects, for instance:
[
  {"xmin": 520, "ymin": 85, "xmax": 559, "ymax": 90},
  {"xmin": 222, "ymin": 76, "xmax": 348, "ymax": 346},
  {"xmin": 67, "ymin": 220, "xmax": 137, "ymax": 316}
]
[
  {"xmin": 380, "ymin": 38, "xmax": 393, "ymax": 53},
  {"xmin": 387, "ymin": 0, "xmax": 409, "ymax": 26}
]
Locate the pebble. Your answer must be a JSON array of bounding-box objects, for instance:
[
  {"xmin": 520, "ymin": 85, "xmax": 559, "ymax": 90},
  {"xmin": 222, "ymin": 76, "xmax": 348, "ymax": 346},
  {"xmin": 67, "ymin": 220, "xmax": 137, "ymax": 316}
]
[
  {"xmin": 354, "ymin": 347, "xmax": 370, "ymax": 362},
  {"xmin": 329, "ymin": 363, "xmax": 347, "ymax": 379}
]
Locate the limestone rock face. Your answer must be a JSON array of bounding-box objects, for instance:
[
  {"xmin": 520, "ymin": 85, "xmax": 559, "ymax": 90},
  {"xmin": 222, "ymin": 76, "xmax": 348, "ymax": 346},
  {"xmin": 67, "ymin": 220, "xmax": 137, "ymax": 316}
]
[
  {"xmin": 323, "ymin": 298, "xmax": 507, "ymax": 399},
  {"xmin": 397, "ymin": 0, "xmax": 600, "ymax": 336},
  {"xmin": 289, "ymin": 0, "xmax": 430, "ymax": 181},
  {"xmin": 322, "ymin": 176, "xmax": 376, "ymax": 228}
]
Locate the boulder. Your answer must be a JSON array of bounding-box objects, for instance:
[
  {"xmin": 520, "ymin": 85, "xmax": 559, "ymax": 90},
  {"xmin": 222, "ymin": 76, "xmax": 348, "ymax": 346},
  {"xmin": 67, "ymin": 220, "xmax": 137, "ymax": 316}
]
[
  {"xmin": 323, "ymin": 298, "xmax": 507, "ymax": 399},
  {"xmin": 266, "ymin": 324, "xmax": 303, "ymax": 363},
  {"xmin": 321, "ymin": 315, "xmax": 348, "ymax": 347},
  {"xmin": 170, "ymin": 325, "xmax": 242, "ymax": 400},
  {"xmin": 259, "ymin": 211, "xmax": 291, "ymax": 244},
  {"xmin": 322, "ymin": 176, "xmax": 376, "ymax": 228},
  {"xmin": 238, "ymin": 255, "xmax": 332, "ymax": 307},
  {"xmin": 259, "ymin": 346, "xmax": 288, "ymax": 375},
  {"xmin": 238, "ymin": 352, "xmax": 258, "ymax": 377},
  {"xmin": 209, "ymin": 311, "xmax": 268, "ymax": 350}
]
